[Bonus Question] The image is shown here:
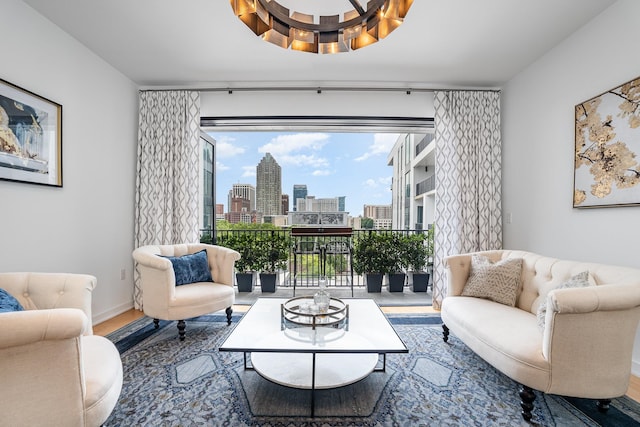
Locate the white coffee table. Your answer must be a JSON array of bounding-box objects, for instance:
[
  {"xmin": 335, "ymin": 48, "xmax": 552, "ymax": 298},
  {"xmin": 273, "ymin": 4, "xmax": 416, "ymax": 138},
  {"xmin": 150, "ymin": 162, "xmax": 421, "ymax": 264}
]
[{"xmin": 219, "ymin": 298, "xmax": 408, "ymax": 416}]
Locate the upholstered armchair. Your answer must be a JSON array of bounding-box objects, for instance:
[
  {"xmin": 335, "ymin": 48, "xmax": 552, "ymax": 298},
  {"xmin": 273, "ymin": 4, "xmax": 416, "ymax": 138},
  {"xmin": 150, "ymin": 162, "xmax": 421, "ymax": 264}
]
[
  {"xmin": 133, "ymin": 243, "xmax": 241, "ymax": 340},
  {"xmin": 0, "ymin": 272, "xmax": 123, "ymax": 427}
]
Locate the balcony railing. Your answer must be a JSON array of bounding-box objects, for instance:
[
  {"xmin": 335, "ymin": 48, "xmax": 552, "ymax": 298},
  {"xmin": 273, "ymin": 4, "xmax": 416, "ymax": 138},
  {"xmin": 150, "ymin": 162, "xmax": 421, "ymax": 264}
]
[
  {"xmin": 416, "ymin": 175, "xmax": 436, "ymax": 195},
  {"xmin": 415, "ymin": 134, "xmax": 434, "ymax": 156},
  {"xmin": 200, "ymin": 228, "xmax": 432, "ymax": 290}
]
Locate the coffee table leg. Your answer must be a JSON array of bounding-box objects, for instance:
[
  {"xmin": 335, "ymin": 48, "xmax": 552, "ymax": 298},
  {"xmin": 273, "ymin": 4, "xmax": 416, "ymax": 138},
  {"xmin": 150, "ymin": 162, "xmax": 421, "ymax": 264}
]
[{"xmin": 311, "ymin": 353, "xmax": 316, "ymax": 417}]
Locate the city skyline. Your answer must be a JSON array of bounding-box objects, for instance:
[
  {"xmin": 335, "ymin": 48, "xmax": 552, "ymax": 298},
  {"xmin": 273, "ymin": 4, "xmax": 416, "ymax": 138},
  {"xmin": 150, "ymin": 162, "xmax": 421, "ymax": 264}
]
[{"xmin": 208, "ymin": 131, "xmax": 400, "ymax": 217}]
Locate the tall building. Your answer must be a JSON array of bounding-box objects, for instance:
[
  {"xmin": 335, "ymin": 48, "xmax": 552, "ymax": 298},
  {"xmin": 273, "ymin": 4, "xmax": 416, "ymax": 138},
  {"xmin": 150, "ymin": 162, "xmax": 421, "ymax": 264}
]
[
  {"xmin": 337, "ymin": 196, "xmax": 346, "ymax": 212},
  {"xmin": 292, "ymin": 184, "xmax": 307, "ymax": 212},
  {"xmin": 363, "ymin": 204, "xmax": 393, "ymax": 229},
  {"xmin": 281, "ymin": 194, "xmax": 289, "ymax": 215},
  {"xmin": 228, "ymin": 184, "xmax": 256, "ymax": 212},
  {"xmin": 256, "ymin": 153, "xmax": 282, "ymax": 216}
]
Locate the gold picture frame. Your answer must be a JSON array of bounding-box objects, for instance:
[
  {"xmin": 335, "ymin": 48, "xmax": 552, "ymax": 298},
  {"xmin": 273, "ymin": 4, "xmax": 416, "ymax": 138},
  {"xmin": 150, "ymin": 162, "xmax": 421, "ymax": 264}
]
[{"xmin": 0, "ymin": 78, "xmax": 62, "ymax": 187}]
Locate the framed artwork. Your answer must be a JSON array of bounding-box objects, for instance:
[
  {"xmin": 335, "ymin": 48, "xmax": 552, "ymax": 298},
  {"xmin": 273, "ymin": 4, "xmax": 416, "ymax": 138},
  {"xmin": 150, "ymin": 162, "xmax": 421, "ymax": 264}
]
[
  {"xmin": 0, "ymin": 79, "xmax": 62, "ymax": 187},
  {"xmin": 574, "ymin": 76, "xmax": 640, "ymax": 208}
]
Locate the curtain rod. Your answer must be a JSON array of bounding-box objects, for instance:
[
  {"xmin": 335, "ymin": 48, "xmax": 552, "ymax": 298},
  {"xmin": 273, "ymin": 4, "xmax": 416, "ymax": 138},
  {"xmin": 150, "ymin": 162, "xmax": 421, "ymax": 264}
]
[{"xmin": 138, "ymin": 86, "xmax": 501, "ymax": 94}]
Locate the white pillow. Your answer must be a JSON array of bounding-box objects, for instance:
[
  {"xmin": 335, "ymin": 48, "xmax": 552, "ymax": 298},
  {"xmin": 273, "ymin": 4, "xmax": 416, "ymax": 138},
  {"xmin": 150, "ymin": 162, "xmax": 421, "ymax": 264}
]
[
  {"xmin": 461, "ymin": 255, "xmax": 523, "ymax": 307},
  {"xmin": 536, "ymin": 271, "xmax": 592, "ymax": 331}
]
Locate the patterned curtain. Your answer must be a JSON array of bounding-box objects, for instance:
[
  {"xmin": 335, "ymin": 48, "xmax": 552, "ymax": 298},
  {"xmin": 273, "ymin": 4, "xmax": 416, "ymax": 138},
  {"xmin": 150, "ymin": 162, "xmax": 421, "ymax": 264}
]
[
  {"xmin": 133, "ymin": 91, "xmax": 201, "ymax": 309},
  {"xmin": 432, "ymin": 91, "xmax": 502, "ymax": 309}
]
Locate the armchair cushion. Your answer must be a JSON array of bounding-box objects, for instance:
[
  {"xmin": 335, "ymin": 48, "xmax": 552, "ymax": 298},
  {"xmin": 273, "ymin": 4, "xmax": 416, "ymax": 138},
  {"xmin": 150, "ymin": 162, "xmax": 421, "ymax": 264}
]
[
  {"xmin": 461, "ymin": 254, "xmax": 523, "ymax": 306},
  {"xmin": 162, "ymin": 249, "xmax": 213, "ymax": 286},
  {"xmin": 0, "ymin": 288, "xmax": 24, "ymax": 313}
]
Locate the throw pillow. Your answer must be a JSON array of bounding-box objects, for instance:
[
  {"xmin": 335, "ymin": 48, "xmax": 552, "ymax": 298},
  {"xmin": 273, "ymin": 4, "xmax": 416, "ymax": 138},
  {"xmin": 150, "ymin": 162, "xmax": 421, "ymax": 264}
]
[
  {"xmin": 0, "ymin": 288, "xmax": 24, "ymax": 313},
  {"xmin": 162, "ymin": 249, "xmax": 213, "ymax": 286},
  {"xmin": 536, "ymin": 271, "xmax": 591, "ymax": 331},
  {"xmin": 461, "ymin": 255, "xmax": 523, "ymax": 306}
]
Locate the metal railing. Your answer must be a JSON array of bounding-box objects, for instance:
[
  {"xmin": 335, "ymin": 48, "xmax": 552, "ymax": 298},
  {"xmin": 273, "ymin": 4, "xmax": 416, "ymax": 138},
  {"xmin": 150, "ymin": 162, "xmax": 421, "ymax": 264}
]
[
  {"xmin": 415, "ymin": 134, "xmax": 434, "ymax": 156},
  {"xmin": 416, "ymin": 175, "xmax": 436, "ymax": 195},
  {"xmin": 200, "ymin": 228, "xmax": 433, "ymax": 290}
]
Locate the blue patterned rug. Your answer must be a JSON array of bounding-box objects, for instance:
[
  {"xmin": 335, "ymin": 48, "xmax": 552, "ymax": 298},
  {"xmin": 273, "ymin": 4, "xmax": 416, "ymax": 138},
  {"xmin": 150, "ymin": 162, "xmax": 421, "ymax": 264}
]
[{"xmin": 105, "ymin": 313, "xmax": 640, "ymax": 426}]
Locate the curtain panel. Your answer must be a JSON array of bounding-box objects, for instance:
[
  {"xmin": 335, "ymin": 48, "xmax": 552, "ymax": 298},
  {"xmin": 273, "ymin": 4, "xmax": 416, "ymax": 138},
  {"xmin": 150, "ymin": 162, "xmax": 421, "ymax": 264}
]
[
  {"xmin": 432, "ymin": 91, "xmax": 502, "ymax": 309},
  {"xmin": 134, "ymin": 91, "xmax": 201, "ymax": 309}
]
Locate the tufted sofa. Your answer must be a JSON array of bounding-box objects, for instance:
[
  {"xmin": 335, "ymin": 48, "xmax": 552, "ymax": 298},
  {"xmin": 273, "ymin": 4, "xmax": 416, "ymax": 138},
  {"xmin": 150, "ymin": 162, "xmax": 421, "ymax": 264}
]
[
  {"xmin": 0, "ymin": 272, "xmax": 123, "ymax": 426},
  {"xmin": 133, "ymin": 243, "xmax": 240, "ymax": 340},
  {"xmin": 441, "ymin": 250, "xmax": 640, "ymax": 422}
]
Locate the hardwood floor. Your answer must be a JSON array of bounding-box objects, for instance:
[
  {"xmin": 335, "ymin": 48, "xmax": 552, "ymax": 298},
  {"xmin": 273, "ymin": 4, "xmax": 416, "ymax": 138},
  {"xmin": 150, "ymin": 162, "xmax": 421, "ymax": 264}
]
[{"xmin": 95, "ymin": 307, "xmax": 640, "ymax": 403}]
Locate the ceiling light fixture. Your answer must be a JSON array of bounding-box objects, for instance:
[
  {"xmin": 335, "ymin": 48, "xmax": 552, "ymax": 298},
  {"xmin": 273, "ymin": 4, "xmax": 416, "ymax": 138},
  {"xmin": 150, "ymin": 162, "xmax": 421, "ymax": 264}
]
[{"xmin": 230, "ymin": 0, "xmax": 414, "ymax": 54}]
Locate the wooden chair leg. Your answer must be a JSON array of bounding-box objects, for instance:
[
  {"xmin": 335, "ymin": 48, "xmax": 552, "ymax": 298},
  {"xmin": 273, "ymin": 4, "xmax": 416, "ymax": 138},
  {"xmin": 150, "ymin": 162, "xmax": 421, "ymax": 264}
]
[
  {"xmin": 177, "ymin": 320, "xmax": 186, "ymax": 341},
  {"xmin": 519, "ymin": 385, "xmax": 536, "ymax": 422},
  {"xmin": 442, "ymin": 324, "xmax": 449, "ymax": 342},
  {"xmin": 597, "ymin": 399, "xmax": 611, "ymax": 413},
  {"xmin": 225, "ymin": 307, "xmax": 233, "ymax": 325}
]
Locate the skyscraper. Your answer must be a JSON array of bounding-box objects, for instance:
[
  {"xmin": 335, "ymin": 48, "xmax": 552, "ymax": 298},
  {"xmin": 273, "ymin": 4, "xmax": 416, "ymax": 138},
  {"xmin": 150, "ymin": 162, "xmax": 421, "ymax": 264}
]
[
  {"xmin": 256, "ymin": 153, "xmax": 282, "ymax": 216},
  {"xmin": 292, "ymin": 184, "xmax": 307, "ymax": 212}
]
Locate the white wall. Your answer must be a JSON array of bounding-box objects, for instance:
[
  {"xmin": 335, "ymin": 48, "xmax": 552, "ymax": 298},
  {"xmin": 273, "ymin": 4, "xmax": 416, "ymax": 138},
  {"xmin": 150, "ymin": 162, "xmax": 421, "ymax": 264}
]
[
  {"xmin": 0, "ymin": 0, "xmax": 138, "ymax": 323},
  {"xmin": 502, "ymin": 0, "xmax": 640, "ymax": 373}
]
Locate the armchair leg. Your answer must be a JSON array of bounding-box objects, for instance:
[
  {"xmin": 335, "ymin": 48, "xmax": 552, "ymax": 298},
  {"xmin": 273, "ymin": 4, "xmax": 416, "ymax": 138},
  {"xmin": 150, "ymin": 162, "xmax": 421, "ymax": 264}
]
[
  {"xmin": 225, "ymin": 307, "xmax": 233, "ymax": 325},
  {"xmin": 597, "ymin": 399, "xmax": 611, "ymax": 413},
  {"xmin": 442, "ymin": 324, "xmax": 449, "ymax": 342},
  {"xmin": 153, "ymin": 318, "xmax": 159, "ymax": 329},
  {"xmin": 519, "ymin": 385, "xmax": 536, "ymax": 422},
  {"xmin": 177, "ymin": 320, "xmax": 186, "ymax": 341}
]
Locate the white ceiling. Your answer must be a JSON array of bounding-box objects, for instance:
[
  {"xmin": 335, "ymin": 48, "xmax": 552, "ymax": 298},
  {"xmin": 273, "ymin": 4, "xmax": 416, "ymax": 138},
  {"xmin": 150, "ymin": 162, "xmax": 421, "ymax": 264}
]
[{"xmin": 23, "ymin": 0, "xmax": 616, "ymax": 89}]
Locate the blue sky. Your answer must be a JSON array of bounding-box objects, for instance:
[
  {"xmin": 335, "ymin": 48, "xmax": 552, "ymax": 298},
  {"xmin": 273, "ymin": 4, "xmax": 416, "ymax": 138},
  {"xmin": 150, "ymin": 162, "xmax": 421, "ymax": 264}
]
[{"xmin": 207, "ymin": 131, "xmax": 400, "ymax": 217}]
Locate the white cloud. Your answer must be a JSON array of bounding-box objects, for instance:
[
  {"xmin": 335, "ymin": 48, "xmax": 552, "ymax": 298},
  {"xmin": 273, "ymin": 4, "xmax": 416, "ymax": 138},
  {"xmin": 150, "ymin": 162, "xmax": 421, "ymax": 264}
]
[
  {"xmin": 363, "ymin": 176, "xmax": 392, "ymax": 189},
  {"xmin": 213, "ymin": 135, "xmax": 245, "ymax": 158},
  {"xmin": 279, "ymin": 154, "xmax": 330, "ymax": 168},
  {"xmin": 258, "ymin": 133, "xmax": 329, "ymax": 156},
  {"xmin": 312, "ymin": 169, "xmax": 331, "ymax": 176},
  {"xmin": 216, "ymin": 161, "xmax": 230, "ymax": 172},
  {"xmin": 355, "ymin": 133, "xmax": 400, "ymax": 161},
  {"xmin": 241, "ymin": 166, "xmax": 256, "ymax": 178}
]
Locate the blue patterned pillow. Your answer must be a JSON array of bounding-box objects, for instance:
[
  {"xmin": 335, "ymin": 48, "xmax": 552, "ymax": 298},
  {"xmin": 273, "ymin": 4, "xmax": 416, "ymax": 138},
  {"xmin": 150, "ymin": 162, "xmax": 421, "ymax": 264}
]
[
  {"xmin": 162, "ymin": 249, "xmax": 213, "ymax": 286},
  {"xmin": 0, "ymin": 288, "xmax": 24, "ymax": 313}
]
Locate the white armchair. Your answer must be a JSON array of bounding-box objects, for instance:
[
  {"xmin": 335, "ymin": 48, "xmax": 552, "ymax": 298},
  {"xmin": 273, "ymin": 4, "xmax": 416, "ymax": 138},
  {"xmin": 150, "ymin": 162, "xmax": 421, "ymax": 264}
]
[
  {"xmin": 132, "ymin": 243, "xmax": 241, "ymax": 340},
  {"xmin": 0, "ymin": 272, "xmax": 123, "ymax": 427}
]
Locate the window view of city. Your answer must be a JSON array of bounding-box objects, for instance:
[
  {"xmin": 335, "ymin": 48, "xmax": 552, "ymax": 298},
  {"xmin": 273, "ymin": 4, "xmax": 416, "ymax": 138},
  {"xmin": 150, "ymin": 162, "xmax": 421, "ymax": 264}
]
[{"xmin": 201, "ymin": 131, "xmax": 435, "ymax": 231}]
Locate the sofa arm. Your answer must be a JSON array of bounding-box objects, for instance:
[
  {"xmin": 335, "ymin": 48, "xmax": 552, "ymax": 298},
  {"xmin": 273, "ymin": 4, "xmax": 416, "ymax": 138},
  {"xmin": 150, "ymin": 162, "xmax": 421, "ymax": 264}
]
[
  {"xmin": 550, "ymin": 283, "xmax": 640, "ymax": 314},
  {"xmin": 444, "ymin": 251, "xmax": 504, "ymax": 296},
  {"xmin": 542, "ymin": 284, "xmax": 640, "ymax": 397},
  {"xmin": 0, "ymin": 308, "xmax": 88, "ymax": 349}
]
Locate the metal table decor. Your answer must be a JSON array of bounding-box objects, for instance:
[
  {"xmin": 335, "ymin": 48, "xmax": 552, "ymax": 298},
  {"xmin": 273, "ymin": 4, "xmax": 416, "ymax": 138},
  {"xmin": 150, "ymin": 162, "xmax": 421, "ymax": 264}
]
[{"xmin": 281, "ymin": 296, "xmax": 349, "ymax": 330}]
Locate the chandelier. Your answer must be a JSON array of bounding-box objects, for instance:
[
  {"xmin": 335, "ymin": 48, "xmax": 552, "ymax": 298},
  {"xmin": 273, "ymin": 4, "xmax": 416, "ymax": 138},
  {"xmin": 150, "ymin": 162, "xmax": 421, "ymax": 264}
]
[{"xmin": 230, "ymin": 0, "xmax": 414, "ymax": 54}]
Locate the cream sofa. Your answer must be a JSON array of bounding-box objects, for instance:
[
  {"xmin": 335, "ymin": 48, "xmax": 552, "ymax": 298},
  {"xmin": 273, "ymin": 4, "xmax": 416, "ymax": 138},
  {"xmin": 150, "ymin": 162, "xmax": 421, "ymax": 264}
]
[
  {"xmin": 441, "ymin": 250, "xmax": 640, "ymax": 422},
  {"xmin": 0, "ymin": 272, "xmax": 123, "ymax": 427}
]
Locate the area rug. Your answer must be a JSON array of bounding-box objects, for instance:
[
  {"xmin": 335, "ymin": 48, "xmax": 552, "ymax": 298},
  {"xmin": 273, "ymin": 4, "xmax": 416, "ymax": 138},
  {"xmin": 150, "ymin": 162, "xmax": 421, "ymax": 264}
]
[{"xmin": 105, "ymin": 313, "xmax": 640, "ymax": 426}]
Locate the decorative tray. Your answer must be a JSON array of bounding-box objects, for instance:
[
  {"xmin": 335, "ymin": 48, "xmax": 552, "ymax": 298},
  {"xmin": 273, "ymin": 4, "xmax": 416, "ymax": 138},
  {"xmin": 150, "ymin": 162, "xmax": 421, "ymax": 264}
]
[{"xmin": 281, "ymin": 296, "xmax": 349, "ymax": 330}]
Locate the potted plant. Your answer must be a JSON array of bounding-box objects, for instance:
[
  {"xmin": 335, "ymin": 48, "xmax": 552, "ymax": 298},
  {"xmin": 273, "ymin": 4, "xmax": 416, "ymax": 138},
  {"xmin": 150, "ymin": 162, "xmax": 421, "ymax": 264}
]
[
  {"xmin": 402, "ymin": 232, "xmax": 431, "ymax": 292},
  {"xmin": 256, "ymin": 232, "xmax": 291, "ymax": 293},
  {"xmin": 353, "ymin": 232, "xmax": 396, "ymax": 292},
  {"xmin": 218, "ymin": 233, "xmax": 260, "ymax": 292},
  {"xmin": 386, "ymin": 232, "xmax": 406, "ymax": 292}
]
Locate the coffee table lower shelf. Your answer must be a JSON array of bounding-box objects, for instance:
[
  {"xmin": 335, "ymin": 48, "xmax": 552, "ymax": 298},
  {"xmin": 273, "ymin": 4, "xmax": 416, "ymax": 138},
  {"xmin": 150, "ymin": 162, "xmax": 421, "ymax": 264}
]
[{"xmin": 251, "ymin": 352, "xmax": 380, "ymax": 389}]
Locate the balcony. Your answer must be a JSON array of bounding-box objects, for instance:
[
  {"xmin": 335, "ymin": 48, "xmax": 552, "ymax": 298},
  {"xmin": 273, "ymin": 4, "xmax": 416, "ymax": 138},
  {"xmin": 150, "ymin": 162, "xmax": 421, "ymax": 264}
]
[
  {"xmin": 415, "ymin": 134, "xmax": 435, "ymax": 156},
  {"xmin": 416, "ymin": 175, "xmax": 436, "ymax": 196},
  {"xmin": 200, "ymin": 228, "xmax": 434, "ymax": 299}
]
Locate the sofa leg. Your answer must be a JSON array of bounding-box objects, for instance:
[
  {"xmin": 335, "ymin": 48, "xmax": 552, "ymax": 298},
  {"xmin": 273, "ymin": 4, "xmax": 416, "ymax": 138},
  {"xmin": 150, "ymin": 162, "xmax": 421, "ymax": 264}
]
[
  {"xmin": 519, "ymin": 385, "xmax": 536, "ymax": 422},
  {"xmin": 177, "ymin": 320, "xmax": 186, "ymax": 341},
  {"xmin": 597, "ymin": 399, "xmax": 611, "ymax": 413},
  {"xmin": 442, "ymin": 324, "xmax": 449, "ymax": 342},
  {"xmin": 225, "ymin": 307, "xmax": 233, "ymax": 325},
  {"xmin": 153, "ymin": 318, "xmax": 159, "ymax": 329}
]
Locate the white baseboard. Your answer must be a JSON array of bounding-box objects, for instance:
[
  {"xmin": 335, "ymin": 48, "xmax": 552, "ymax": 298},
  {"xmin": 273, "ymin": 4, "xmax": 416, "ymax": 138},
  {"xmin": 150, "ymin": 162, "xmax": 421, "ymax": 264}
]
[{"xmin": 93, "ymin": 301, "xmax": 135, "ymax": 325}]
